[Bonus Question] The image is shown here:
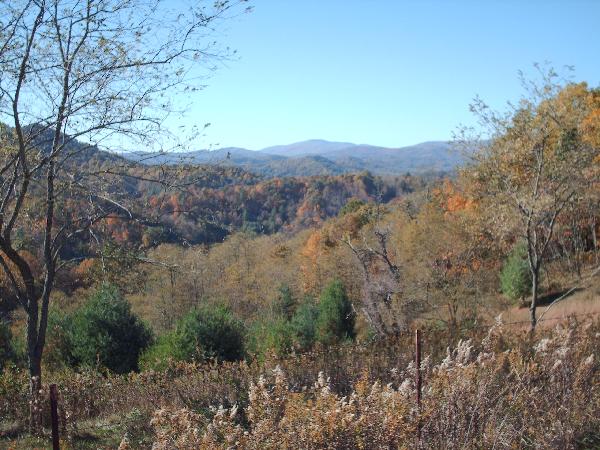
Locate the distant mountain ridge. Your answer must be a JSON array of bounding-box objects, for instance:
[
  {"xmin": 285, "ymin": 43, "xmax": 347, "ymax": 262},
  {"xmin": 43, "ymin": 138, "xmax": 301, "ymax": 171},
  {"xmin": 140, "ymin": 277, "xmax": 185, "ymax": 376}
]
[{"xmin": 121, "ymin": 139, "xmax": 464, "ymax": 177}]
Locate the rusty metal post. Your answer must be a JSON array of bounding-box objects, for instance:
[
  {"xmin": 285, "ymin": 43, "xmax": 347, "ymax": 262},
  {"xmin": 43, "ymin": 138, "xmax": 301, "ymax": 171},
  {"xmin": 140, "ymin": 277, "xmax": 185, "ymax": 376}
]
[
  {"xmin": 415, "ymin": 329, "xmax": 422, "ymax": 407},
  {"xmin": 415, "ymin": 329, "xmax": 422, "ymax": 448},
  {"xmin": 50, "ymin": 384, "xmax": 60, "ymax": 450}
]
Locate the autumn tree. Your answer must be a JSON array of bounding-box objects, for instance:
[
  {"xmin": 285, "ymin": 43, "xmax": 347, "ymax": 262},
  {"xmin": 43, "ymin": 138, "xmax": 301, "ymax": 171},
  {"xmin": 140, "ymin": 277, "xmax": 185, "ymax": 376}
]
[
  {"xmin": 0, "ymin": 0, "xmax": 249, "ymax": 432},
  {"xmin": 462, "ymin": 67, "xmax": 600, "ymax": 329},
  {"xmin": 401, "ymin": 184, "xmax": 495, "ymax": 335}
]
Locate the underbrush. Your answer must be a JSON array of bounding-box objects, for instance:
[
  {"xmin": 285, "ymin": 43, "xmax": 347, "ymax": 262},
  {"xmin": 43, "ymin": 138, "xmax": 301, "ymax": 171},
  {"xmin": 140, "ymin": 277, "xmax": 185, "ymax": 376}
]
[
  {"xmin": 150, "ymin": 319, "xmax": 600, "ymax": 449},
  {"xmin": 1, "ymin": 319, "xmax": 599, "ymax": 449}
]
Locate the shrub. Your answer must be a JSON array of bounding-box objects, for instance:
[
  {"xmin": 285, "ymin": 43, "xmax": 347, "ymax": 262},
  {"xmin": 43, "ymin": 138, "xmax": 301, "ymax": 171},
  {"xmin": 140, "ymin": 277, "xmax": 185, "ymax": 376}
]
[
  {"xmin": 139, "ymin": 332, "xmax": 178, "ymax": 371},
  {"xmin": 70, "ymin": 284, "xmax": 153, "ymax": 374},
  {"xmin": 249, "ymin": 292, "xmax": 319, "ymax": 358},
  {"xmin": 316, "ymin": 280, "xmax": 355, "ymax": 345},
  {"xmin": 170, "ymin": 305, "xmax": 245, "ymax": 363},
  {"xmin": 289, "ymin": 297, "xmax": 319, "ymax": 351},
  {"xmin": 247, "ymin": 318, "xmax": 293, "ymax": 359},
  {"xmin": 43, "ymin": 309, "xmax": 76, "ymax": 371},
  {"xmin": 500, "ymin": 243, "xmax": 532, "ymax": 305}
]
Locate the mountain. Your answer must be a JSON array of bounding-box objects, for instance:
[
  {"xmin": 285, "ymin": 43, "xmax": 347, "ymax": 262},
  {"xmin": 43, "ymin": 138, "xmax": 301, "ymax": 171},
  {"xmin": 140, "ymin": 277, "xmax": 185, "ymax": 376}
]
[
  {"xmin": 261, "ymin": 139, "xmax": 356, "ymax": 157},
  {"xmin": 120, "ymin": 140, "xmax": 464, "ymax": 177},
  {"xmin": 125, "ymin": 147, "xmax": 284, "ymax": 166}
]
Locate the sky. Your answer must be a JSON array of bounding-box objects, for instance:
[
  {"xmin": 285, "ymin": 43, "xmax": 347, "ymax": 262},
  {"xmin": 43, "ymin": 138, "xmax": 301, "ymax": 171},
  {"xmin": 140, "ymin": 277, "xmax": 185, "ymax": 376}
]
[{"xmin": 172, "ymin": 0, "xmax": 600, "ymax": 150}]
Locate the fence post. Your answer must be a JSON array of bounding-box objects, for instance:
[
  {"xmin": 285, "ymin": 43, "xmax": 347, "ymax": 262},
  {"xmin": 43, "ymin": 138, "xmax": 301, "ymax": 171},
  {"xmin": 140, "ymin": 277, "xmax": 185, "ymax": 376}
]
[
  {"xmin": 49, "ymin": 384, "xmax": 60, "ymax": 450},
  {"xmin": 415, "ymin": 329, "xmax": 422, "ymax": 448},
  {"xmin": 415, "ymin": 329, "xmax": 422, "ymax": 407}
]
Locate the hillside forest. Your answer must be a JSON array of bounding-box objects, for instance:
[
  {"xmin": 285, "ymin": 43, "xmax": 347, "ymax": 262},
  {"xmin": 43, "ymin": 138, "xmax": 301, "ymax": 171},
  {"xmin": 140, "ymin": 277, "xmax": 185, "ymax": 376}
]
[{"xmin": 0, "ymin": 1, "xmax": 599, "ymax": 448}]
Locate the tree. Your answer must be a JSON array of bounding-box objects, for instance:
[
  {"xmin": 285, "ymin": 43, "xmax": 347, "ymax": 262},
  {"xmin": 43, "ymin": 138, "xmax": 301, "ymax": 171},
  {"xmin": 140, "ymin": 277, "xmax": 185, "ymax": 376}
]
[
  {"xmin": 0, "ymin": 0, "xmax": 249, "ymax": 432},
  {"xmin": 500, "ymin": 243, "xmax": 532, "ymax": 306},
  {"xmin": 403, "ymin": 185, "xmax": 495, "ymax": 336},
  {"xmin": 289, "ymin": 296, "xmax": 319, "ymax": 351},
  {"xmin": 272, "ymin": 284, "xmax": 296, "ymax": 321},
  {"xmin": 69, "ymin": 284, "xmax": 152, "ymax": 373},
  {"xmin": 316, "ymin": 280, "xmax": 355, "ymax": 345},
  {"xmin": 141, "ymin": 305, "xmax": 245, "ymax": 369},
  {"xmin": 462, "ymin": 66, "xmax": 599, "ymax": 329},
  {"xmin": 341, "ymin": 202, "xmax": 411, "ymax": 336}
]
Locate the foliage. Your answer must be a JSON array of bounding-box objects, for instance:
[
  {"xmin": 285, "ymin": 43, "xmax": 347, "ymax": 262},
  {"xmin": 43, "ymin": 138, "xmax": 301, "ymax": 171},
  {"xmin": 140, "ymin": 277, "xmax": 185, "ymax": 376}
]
[
  {"xmin": 43, "ymin": 309, "xmax": 76, "ymax": 371},
  {"xmin": 139, "ymin": 333, "xmax": 179, "ymax": 371},
  {"xmin": 272, "ymin": 284, "xmax": 296, "ymax": 321},
  {"xmin": 247, "ymin": 318, "xmax": 294, "ymax": 359},
  {"xmin": 338, "ymin": 198, "xmax": 366, "ymax": 217},
  {"xmin": 170, "ymin": 306, "xmax": 245, "ymax": 363},
  {"xmin": 249, "ymin": 293, "xmax": 321, "ymax": 358},
  {"xmin": 70, "ymin": 284, "xmax": 152, "ymax": 374},
  {"xmin": 500, "ymin": 243, "xmax": 532, "ymax": 304},
  {"xmin": 461, "ymin": 69, "xmax": 600, "ymax": 327},
  {"xmin": 289, "ymin": 297, "xmax": 319, "ymax": 351},
  {"xmin": 316, "ymin": 280, "xmax": 355, "ymax": 345},
  {"xmin": 1, "ymin": 321, "xmax": 599, "ymax": 448}
]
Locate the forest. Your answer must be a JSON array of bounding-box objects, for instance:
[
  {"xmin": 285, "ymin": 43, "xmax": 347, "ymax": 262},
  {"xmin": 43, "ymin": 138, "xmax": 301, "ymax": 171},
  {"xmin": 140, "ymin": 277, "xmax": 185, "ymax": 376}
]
[{"xmin": 0, "ymin": 1, "xmax": 599, "ymax": 449}]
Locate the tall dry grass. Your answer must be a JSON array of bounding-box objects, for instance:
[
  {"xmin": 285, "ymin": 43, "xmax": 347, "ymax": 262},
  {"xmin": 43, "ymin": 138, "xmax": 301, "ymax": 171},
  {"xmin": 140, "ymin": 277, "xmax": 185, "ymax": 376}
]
[
  {"xmin": 1, "ymin": 319, "xmax": 598, "ymax": 448},
  {"xmin": 150, "ymin": 320, "xmax": 600, "ymax": 449}
]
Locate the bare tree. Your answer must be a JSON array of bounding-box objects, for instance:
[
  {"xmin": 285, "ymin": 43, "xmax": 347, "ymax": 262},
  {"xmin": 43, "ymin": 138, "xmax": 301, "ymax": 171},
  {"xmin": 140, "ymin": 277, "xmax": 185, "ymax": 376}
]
[
  {"xmin": 342, "ymin": 200, "xmax": 417, "ymax": 336},
  {"xmin": 0, "ymin": 0, "xmax": 249, "ymax": 432}
]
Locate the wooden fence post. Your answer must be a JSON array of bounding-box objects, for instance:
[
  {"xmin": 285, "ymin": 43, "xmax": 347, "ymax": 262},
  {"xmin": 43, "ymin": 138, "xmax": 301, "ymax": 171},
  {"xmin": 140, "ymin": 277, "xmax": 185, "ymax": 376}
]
[{"xmin": 49, "ymin": 384, "xmax": 60, "ymax": 450}]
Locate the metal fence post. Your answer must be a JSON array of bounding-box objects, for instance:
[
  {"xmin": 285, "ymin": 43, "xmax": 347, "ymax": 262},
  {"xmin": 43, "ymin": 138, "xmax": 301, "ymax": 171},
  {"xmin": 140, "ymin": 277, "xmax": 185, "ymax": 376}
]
[
  {"xmin": 415, "ymin": 329, "xmax": 422, "ymax": 448},
  {"xmin": 415, "ymin": 329, "xmax": 422, "ymax": 407}
]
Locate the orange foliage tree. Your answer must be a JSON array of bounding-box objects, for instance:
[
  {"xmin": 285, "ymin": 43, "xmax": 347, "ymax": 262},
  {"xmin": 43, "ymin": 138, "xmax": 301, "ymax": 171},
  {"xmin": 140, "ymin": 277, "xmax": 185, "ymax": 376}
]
[{"xmin": 461, "ymin": 67, "xmax": 600, "ymax": 329}]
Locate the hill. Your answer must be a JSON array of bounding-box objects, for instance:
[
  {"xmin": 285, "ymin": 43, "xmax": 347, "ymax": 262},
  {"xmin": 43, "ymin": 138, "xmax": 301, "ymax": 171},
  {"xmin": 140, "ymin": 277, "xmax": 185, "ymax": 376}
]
[
  {"xmin": 3, "ymin": 127, "xmax": 431, "ymax": 254},
  {"xmin": 120, "ymin": 140, "xmax": 463, "ymax": 177}
]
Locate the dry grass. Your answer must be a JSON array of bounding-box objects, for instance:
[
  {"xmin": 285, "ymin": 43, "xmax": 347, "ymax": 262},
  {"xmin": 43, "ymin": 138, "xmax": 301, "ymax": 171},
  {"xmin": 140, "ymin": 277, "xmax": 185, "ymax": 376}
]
[
  {"xmin": 501, "ymin": 271, "xmax": 600, "ymax": 330},
  {"xmin": 150, "ymin": 320, "xmax": 600, "ymax": 449},
  {"xmin": 2, "ymin": 319, "xmax": 599, "ymax": 449}
]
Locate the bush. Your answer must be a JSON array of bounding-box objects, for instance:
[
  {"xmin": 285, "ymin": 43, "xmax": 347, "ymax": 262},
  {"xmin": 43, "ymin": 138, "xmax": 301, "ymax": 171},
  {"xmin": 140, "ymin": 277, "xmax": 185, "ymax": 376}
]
[
  {"xmin": 500, "ymin": 243, "xmax": 532, "ymax": 305},
  {"xmin": 248, "ymin": 293, "xmax": 318, "ymax": 358},
  {"xmin": 316, "ymin": 280, "xmax": 355, "ymax": 345},
  {"xmin": 170, "ymin": 305, "xmax": 245, "ymax": 363},
  {"xmin": 289, "ymin": 297, "xmax": 319, "ymax": 351},
  {"xmin": 247, "ymin": 318, "xmax": 293, "ymax": 359},
  {"xmin": 139, "ymin": 332, "xmax": 178, "ymax": 371},
  {"xmin": 43, "ymin": 309, "xmax": 76, "ymax": 371},
  {"xmin": 70, "ymin": 284, "xmax": 153, "ymax": 374}
]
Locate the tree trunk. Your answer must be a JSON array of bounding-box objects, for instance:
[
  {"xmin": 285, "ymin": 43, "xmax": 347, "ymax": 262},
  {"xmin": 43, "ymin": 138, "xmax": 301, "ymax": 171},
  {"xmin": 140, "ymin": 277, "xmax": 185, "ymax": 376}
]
[
  {"xmin": 26, "ymin": 293, "xmax": 44, "ymax": 436},
  {"xmin": 529, "ymin": 267, "xmax": 540, "ymax": 331}
]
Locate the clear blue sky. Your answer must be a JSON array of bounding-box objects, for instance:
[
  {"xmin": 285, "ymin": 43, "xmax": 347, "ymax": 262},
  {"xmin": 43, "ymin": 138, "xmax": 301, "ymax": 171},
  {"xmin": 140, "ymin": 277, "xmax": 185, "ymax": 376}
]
[{"xmin": 176, "ymin": 0, "xmax": 600, "ymax": 150}]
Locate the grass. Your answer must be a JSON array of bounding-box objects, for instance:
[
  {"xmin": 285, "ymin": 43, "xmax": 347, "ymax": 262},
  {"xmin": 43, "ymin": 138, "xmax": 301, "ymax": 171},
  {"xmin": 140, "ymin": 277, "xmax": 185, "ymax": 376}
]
[{"xmin": 501, "ymin": 270, "xmax": 600, "ymax": 330}]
